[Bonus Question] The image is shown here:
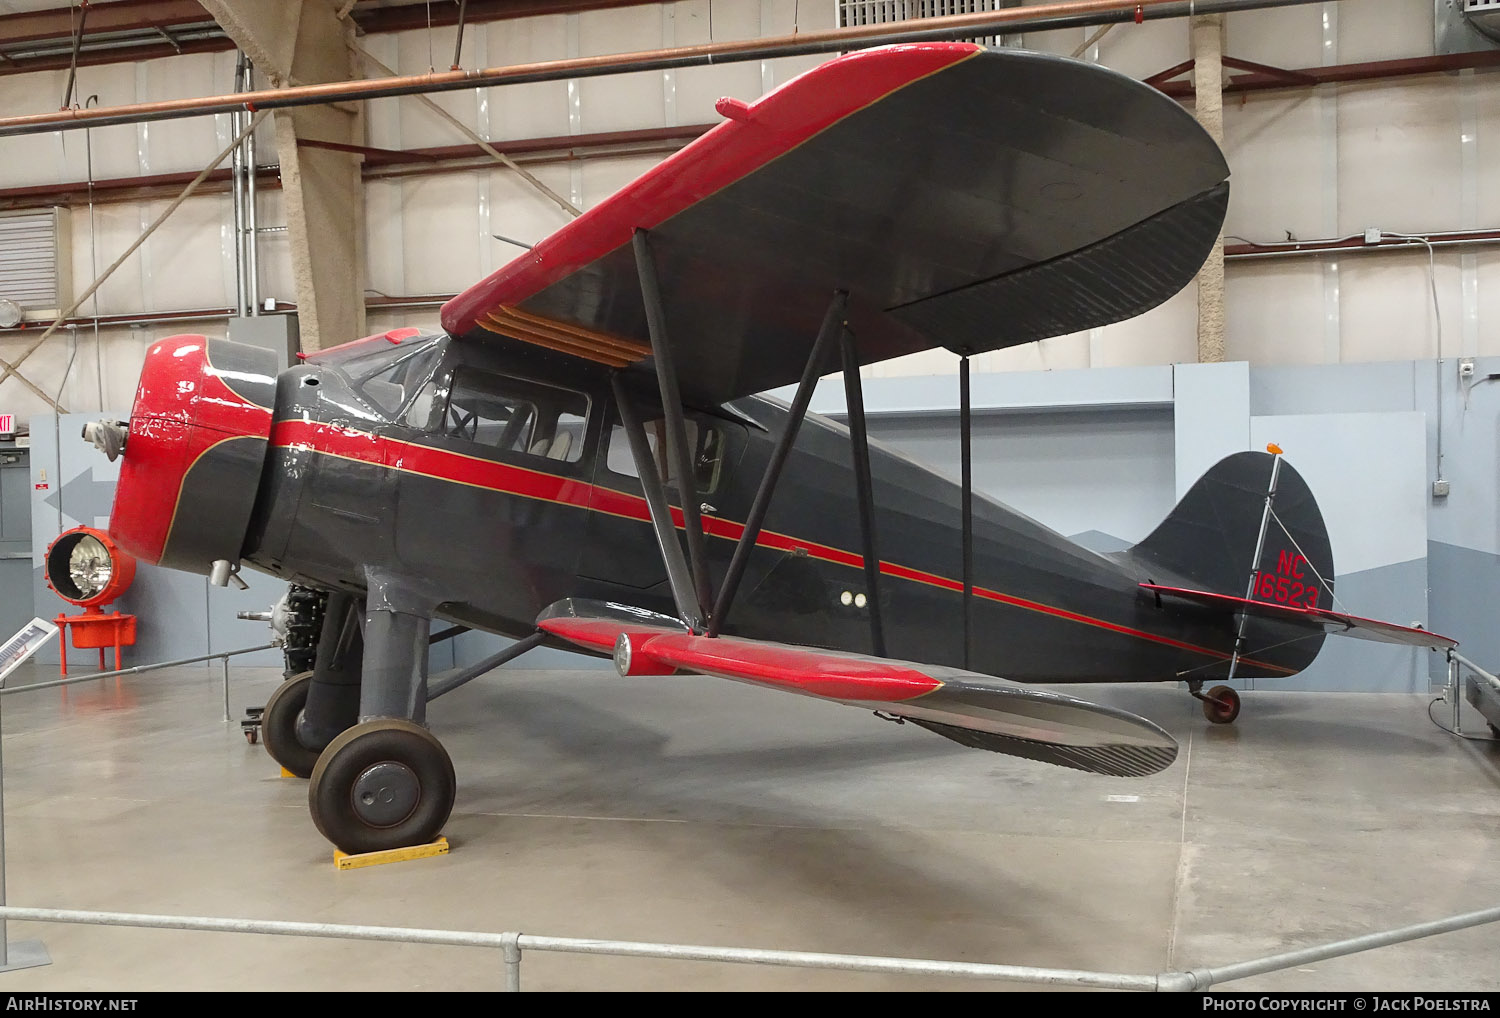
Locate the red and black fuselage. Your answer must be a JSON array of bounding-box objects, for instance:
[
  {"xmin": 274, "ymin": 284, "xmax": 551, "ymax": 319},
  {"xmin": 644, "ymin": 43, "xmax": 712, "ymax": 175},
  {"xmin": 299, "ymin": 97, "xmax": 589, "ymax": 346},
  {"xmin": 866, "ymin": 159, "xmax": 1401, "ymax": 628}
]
[{"xmin": 103, "ymin": 328, "xmax": 1328, "ymax": 687}]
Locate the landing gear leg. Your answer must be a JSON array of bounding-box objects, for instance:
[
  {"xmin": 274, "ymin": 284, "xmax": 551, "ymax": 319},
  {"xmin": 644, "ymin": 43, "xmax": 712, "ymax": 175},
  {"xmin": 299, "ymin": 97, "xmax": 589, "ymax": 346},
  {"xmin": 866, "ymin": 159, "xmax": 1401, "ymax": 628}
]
[
  {"xmin": 1189, "ymin": 679, "xmax": 1242, "ymax": 725},
  {"xmin": 309, "ymin": 606, "xmax": 455, "ymax": 854},
  {"xmin": 262, "ymin": 592, "xmax": 363, "ymax": 778}
]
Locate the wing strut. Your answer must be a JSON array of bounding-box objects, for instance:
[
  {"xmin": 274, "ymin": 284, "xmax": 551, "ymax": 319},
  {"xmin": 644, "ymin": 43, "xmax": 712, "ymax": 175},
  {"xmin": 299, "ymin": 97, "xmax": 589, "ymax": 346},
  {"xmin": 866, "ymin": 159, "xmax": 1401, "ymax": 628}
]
[
  {"xmin": 840, "ymin": 323, "xmax": 886, "ymax": 658},
  {"xmin": 611, "ymin": 374, "xmax": 705, "ymax": 631},
  {"xmin": 633, "ymin": 228, "xmax": 712, "ymax": 623},
  {"xmin": 959, "ymin": 354, "xmax": 974, "ymax": 670},
  {"xmin": 707, "ymin": 289, "xmax": 847, "ymax": 637}
]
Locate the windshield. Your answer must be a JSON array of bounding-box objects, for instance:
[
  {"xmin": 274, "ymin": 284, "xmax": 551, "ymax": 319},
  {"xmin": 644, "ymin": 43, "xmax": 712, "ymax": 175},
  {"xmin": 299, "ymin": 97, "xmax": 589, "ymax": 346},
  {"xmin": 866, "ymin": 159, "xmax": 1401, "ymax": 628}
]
[{"xmin": 342, "ymin": 336, "xmax": 446, "ymax": 419}]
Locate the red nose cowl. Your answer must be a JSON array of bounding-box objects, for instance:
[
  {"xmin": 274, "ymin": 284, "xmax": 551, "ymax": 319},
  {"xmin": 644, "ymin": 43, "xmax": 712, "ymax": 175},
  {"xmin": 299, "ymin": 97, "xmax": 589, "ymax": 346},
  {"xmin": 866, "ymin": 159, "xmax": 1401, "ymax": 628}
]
[{"xmin": 107, "ymin": 336, "xmax": 276, "ymax": 571}]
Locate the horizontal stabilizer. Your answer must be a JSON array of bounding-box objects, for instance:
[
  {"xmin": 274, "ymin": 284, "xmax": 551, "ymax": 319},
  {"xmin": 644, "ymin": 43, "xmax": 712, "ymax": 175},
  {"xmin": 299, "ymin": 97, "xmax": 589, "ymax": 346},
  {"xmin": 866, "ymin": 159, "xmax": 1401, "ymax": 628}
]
[
  {"xmin": 538, "ymin": 598, "xmax": 1177, "ymax": 777},
  {"xmin": 1141, "ymin": 584, "xmax": 1457, "ymax": 651}
]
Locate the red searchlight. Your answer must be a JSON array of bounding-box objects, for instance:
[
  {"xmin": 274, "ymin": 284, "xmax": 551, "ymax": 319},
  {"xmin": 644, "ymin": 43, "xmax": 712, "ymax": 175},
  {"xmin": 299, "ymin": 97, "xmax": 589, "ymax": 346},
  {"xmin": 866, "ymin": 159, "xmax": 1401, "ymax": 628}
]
[{"xmin": 44, "ymin": 526, "xmax": 138, "ymax": 675}]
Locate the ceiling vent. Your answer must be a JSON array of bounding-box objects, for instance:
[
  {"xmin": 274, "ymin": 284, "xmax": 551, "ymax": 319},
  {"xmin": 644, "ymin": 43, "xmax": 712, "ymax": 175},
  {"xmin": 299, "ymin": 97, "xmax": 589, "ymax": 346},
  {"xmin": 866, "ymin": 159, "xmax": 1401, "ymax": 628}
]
[
  {"xmin": 0, "ymin": 208, "xmax": 71, "ymax": 323},
  {"xmin": 837, "ymin": 1, "xmax": 1023, "ymax": 48},
  {"xmin": 1466, "ymin": 0, "xmax": 1500, "ymax": 42},
  {"xmin": 1437, "ymin": 0, "xmax": 1500, "ymax": 53}
]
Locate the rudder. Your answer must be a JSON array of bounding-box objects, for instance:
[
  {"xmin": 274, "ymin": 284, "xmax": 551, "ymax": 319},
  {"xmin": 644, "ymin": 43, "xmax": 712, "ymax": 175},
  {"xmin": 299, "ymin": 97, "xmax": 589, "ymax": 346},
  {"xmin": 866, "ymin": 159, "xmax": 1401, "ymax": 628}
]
[{"xmin": 1126, "ymin": 450, "xmax": 1334, "ymax": 678}]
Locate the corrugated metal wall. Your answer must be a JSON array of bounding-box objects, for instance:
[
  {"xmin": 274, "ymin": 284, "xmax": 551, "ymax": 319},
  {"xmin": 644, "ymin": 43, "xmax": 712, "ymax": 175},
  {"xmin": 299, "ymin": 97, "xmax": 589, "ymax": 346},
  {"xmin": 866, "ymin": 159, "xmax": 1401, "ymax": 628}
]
[{"xmin": 0, "ymin": 0, "xmax": 1495, "ymax": 420}]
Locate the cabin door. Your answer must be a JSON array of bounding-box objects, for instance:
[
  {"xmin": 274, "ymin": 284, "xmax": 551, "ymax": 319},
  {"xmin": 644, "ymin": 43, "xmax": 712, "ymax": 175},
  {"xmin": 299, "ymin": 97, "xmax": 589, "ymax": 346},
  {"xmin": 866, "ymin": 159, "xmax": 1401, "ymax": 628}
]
[{"xmin": 579, "ymin": 397, "xmax": 743, "ymax": 596}]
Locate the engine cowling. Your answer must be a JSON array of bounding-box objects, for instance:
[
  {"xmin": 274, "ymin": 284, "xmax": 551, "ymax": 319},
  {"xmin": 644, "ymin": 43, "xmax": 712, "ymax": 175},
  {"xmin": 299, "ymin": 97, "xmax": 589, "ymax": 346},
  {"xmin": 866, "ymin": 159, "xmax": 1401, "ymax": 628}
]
[{"xmin": 105, "ymin": 335, "xmax": 277, "ymax": 573}]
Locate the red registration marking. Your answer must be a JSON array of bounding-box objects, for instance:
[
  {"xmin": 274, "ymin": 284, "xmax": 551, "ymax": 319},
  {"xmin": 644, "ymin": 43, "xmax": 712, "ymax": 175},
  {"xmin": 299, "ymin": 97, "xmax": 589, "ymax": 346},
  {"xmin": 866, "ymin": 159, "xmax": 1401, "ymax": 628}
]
[
  {"xmin": 34, "ymin": 483, "xmax": 48, "ymax": 490},
  {"xmin": 1254, "ymin": 548, "xmax": 1319, "ymax": 609}
]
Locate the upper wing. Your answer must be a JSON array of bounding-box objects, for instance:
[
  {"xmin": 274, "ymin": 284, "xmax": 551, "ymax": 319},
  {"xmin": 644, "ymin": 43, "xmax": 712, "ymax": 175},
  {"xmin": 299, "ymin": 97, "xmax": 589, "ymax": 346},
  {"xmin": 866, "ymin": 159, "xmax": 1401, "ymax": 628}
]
[
  {"xmin": 538, "ymin": 599, "xmax": 1177, "ymax": 778},
  {"xmin": 442, "ymin": 43, "xmax": 1229, "ymax": 405},
  {"xmin": 1141, "ymin": 583, "xmax": 1458, "ymax": 651}
]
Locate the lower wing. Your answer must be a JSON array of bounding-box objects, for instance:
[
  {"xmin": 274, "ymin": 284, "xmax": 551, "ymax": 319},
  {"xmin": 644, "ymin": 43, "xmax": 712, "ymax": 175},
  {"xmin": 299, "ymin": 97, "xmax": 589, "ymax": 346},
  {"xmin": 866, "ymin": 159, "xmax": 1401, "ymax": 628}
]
[{"xmin": 537, "ymin": 599, "xmax": 1177, "ymax": 778}]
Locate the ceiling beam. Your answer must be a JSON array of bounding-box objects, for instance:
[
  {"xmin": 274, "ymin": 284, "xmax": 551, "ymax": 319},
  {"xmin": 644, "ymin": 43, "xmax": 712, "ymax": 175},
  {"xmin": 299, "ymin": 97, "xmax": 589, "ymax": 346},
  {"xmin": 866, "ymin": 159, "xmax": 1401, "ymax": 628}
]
[{"xmin": 0, "ymin": 0, "xmax": 212, "ymax": 46}]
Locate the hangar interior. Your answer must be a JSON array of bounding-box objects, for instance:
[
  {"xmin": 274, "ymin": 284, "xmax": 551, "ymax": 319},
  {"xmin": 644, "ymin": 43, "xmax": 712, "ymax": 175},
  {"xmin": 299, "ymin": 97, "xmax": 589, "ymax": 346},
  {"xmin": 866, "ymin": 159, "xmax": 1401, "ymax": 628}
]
[{"xmin": 0, "ymin": 0, "xmax": 1498, "ymax": 993}]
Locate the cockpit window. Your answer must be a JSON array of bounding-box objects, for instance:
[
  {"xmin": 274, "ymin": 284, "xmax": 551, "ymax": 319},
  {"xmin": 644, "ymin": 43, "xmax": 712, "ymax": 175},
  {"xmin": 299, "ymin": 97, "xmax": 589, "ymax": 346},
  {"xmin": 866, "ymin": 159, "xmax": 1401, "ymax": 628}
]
[
  {"xmin": 346, "ymin": 338, "xmax": 444, "ymax": 418},
  {"xmin": 605, "ymin": 415, "xmax": 726, "ymax": 494},
  {"xmin": 410, "ymin": 367, "xmax": 589, "ymax": 464}
]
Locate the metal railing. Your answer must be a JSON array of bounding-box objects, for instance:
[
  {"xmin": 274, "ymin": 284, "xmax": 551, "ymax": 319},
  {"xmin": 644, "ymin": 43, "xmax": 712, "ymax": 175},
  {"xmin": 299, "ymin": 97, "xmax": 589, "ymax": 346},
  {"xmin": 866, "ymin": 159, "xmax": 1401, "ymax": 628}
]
[
  {"xmin": 0, "ymin": 641, "xmax": 276, "ymax": 970},
  {"xmin": 1443, "ymin": 648, "xmax": 1500, "ymax": 736},
  {"xmin": 0, "ymin": 637, "xmax": 1496, "ymax": 988},
  {"xmin": 0, "ymin": 642, "xmax": 278, "ymax": 723},
  {"xmin": 1, "ymin": 901, "xmax": 1498, "ymax": 991}
]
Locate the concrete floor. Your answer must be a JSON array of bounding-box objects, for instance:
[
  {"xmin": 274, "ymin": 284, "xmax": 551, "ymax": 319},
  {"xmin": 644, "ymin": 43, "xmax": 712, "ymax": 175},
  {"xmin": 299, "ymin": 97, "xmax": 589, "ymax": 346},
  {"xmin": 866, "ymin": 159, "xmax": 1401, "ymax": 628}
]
[{"xmin": 0, "ymin": 658, "xmax": 1493, "ymax": 992}]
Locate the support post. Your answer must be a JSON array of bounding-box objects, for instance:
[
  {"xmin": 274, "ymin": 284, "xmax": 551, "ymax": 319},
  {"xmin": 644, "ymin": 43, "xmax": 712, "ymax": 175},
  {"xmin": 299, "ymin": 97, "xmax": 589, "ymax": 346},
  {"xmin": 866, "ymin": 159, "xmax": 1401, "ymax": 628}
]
[
  {"xmin": 632, "ymin": 229, "xmax": 711, "ymax": 622},
  {"xmin": 708, "ymin": 291, "xmax": 847, "ymax": 637},
  {"xmin": 840, "ymin": 325, "xmax": 885, "ymax": 657},
  {"xmin": 230, "ymin": 53, "xmax": 248, "ymax": 318},
  {"xmin": 451, "ymin": 0, "xmax": 470, "ymax": 70},
  {"xmin": 960, "ymin": 356, "xmax": 974, "ymax": 670},
  {"xmin": 1192, "ymin": 13, "xmax": 1227, "ymax": 364},
  {"xmin": 245, "ymin": 58, "xmax": 260, "ymax": 317},
  {"xmin": 502, "ymin": 932, "xmax": 522, "ymax": 992},
  {"xmin": 1449, "ymin": 653, "xmax": 1462, "ymax": 736},
  {"xmin": 221, "ymin": 654, "xmax": 231, "ymax": 724},
  {"xmin": 612, "ymin": 375, "xmax": 703, "ymax": 631}
]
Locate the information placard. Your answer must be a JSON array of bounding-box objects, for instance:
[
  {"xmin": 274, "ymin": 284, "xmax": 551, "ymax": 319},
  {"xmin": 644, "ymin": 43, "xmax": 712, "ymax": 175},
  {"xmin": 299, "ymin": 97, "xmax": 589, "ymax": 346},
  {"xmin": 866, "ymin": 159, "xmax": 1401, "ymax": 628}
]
[{"xmin": 0, "ymin": 618, "xmax": 59, "ymax": 685}]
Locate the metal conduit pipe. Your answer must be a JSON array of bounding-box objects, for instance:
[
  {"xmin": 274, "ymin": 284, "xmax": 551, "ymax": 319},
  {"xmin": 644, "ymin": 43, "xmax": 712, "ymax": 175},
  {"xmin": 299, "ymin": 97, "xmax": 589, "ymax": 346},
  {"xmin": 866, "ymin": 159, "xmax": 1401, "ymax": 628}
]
[
  {"xmin": 245, "ymin": 56, "xmax": 259, "ymax": 317},
  {"xmin": 229, "ymin": 52, "xmax": 247, "ymax": 319},
  {"xmin": 0, "ymin": 0, "xmax": 1341, "ymax": 138},
  {"xmin": 1225, "ymin": 229, "xmax": 1500, "ymax": 261}
]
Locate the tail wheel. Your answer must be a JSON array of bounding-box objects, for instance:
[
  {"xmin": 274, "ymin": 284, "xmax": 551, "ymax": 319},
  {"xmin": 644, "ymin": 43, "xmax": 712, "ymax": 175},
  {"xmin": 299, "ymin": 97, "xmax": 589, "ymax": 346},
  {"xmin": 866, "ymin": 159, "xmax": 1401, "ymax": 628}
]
[
  {"xmin": 261, "ymin": 672, "xmax": 320, "ymax": 778},
  {"xmin": 1202, "ymin": 684, "xmax": 1241, "ymax": 725},
  {"xmin": 309, "ymin": 719, "xmax": 456, "ymax": 855}
]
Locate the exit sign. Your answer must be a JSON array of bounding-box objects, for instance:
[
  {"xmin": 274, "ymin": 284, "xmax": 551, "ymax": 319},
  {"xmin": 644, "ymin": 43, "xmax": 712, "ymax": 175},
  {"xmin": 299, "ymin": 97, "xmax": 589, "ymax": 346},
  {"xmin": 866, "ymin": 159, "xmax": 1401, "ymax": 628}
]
[{"xmin": 0, "ymin": 414, "xmax": 12, "ymax": 435}]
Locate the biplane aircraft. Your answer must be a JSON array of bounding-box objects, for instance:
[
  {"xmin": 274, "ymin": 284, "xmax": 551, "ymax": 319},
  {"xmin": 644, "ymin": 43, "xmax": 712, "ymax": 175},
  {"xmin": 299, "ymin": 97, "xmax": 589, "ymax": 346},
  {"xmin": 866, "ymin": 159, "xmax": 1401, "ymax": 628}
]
[{"xmin": 79, "ymin": 42, "xmax": 1456, "ymax": 854}]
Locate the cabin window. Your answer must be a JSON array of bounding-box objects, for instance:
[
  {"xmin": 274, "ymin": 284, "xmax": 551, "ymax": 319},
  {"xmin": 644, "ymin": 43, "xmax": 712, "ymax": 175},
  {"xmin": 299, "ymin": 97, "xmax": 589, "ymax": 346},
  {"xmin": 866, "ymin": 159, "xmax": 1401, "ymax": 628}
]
[
  {"xmin": 415, "ymin": 367, "xmax": 589, "ymax": 464},
  {"xmin": 605, "ymin": 416, "xmax": 726, "ymax": 493}
]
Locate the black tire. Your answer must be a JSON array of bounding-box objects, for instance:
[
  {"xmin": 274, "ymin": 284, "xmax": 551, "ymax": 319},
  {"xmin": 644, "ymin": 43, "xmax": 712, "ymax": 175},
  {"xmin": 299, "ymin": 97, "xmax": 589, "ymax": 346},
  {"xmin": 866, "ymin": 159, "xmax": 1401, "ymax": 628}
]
[
  {"xmin": 261, "ymin": 672, "xmax": 320, "ymax": 778},
  {"xmin": 308, "ymin": 719, "xmax": 456, "ymax": 855},
  {"xmin": 1202, "ymin": 684, "xmax": 1242, "ymax": 725}
]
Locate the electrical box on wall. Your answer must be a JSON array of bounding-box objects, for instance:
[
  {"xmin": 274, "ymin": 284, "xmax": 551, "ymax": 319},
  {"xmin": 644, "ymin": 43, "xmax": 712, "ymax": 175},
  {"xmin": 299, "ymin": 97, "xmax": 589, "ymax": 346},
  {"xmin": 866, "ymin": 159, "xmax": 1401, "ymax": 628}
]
[{"xmin": 227, "ymin": 314, "xmax": 300, "ymax": 371}]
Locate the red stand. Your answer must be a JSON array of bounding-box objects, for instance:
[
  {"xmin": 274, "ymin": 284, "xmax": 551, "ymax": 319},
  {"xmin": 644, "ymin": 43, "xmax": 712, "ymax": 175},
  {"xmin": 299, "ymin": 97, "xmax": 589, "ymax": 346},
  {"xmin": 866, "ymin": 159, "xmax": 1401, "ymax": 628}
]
[{"xmin": 54, "ymin": 608, "xmax": 137, "ymax": 676}]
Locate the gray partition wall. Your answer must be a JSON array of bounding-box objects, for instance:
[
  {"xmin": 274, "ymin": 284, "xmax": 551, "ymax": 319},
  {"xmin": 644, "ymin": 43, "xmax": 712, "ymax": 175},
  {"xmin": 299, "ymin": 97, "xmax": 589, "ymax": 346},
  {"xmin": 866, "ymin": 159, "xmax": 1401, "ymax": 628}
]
[
  {"xmin": 799, "ymin": 360, "xmax": 1441, "ymax": 693},
  {"xmin": 0, "ymin": 444, "xmax": 31, "ymax": 641}
]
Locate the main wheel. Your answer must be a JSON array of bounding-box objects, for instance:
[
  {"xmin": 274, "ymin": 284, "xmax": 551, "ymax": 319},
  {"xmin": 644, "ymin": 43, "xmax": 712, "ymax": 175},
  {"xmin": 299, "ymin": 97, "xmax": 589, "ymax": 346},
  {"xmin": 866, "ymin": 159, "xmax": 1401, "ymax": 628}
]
[
  {"xmin": 308, "ymin": 719, "xmax": 456, "ymax": 855},
  {"xmin": 1202, "ymin": 684, "xmax": 1242, "ymax": 725},
  {"xmin": 261, "ymin": 672, "xmax": 320, "ymax": 778}
]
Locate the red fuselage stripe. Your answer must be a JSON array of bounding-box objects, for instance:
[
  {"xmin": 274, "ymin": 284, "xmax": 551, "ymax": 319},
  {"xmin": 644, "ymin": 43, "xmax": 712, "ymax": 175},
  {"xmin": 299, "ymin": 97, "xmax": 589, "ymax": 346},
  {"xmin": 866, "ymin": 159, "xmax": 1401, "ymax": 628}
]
[{"xmin": 269, "ymin": 419, "xmax": 1290, "ymax": 674}]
